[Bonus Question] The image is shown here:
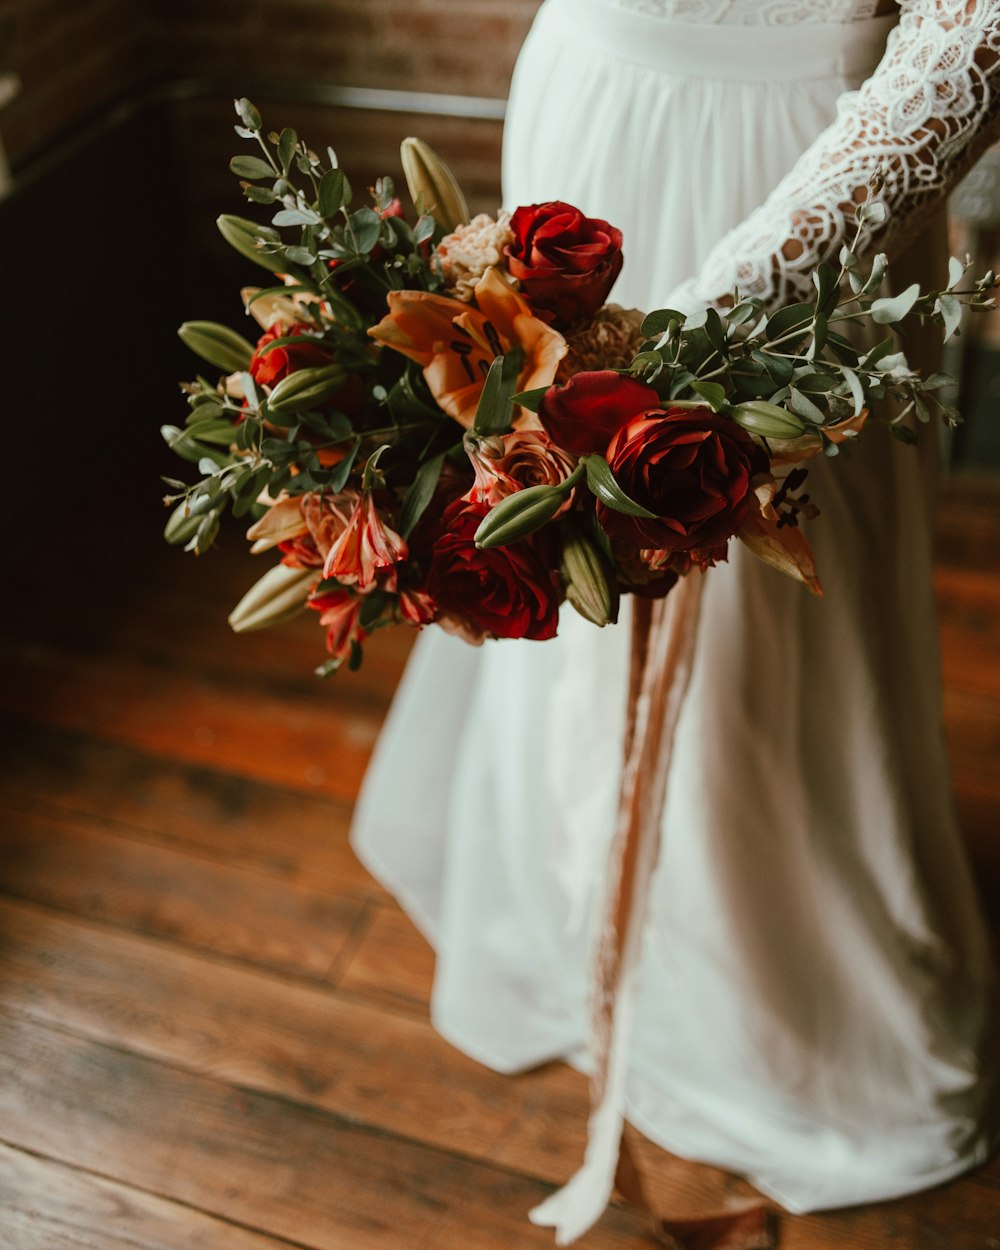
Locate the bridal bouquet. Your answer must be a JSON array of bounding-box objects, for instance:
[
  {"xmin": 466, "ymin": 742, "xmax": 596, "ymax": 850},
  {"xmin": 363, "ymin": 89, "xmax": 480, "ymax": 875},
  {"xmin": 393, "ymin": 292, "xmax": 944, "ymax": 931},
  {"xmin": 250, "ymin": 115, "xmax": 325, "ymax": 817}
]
[{"xmin": 163, "ymin": 99, "xmax": 995, "ymax": 674}]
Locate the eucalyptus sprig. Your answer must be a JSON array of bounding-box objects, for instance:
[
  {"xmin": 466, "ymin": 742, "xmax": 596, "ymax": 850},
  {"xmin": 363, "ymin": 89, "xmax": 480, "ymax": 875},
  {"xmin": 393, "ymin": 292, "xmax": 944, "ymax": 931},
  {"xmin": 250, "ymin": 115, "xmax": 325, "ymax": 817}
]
[{"xmin": 627, "ymin": 175, "xmax": 997, "ymax": 455}]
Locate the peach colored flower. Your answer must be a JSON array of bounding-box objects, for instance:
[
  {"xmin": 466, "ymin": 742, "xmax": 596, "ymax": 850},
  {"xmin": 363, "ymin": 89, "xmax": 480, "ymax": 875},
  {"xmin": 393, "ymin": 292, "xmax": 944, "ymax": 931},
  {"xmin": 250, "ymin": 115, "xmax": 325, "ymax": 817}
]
[
  {"xmin": 323, "ymin": 492, "xmax": 408, "ymax": 591},
  {"xmin": 464, "ymin": 429, "xmax": 577, "ymax": 517},
  {"xmin": 308, "ymin": 587, "xmax": 366, "ymax": 660},
  {"xmin": 368, "ymin": 266, "xmax": 566, "ymax": 429},
  {"xmin": 436, "ymin": 212, "xmax": 516, "ymax": 302}
]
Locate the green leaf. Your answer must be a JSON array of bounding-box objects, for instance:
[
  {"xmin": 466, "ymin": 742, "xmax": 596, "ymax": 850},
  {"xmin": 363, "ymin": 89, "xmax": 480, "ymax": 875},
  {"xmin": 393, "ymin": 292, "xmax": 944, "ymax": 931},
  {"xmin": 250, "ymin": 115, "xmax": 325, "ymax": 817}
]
[
  {"xmin": 809, "ymin": 312, "xmax": 828, "ymax": 358},
  {"xmin": 319, "ymin": 168, "xmax": 349, "ymax": 218},
  {"xmin": 414, "ymin": 214, "xmax": 436, "ymax": 244},
  {"xmin": 726, "ymin": 299, "xmax": 762, "ymax": 328},
  {"xmin": 787, "ymin": 388, "xmax": 826, "ymax": 425},
  {"xmin": 399, "ymin": 453, "xmax": 446, "ymax": 538},
  {"xmin": 349, "ymin": 206, "xmax": 382, "ymax": 254},
  {"xmin": 230, "ymin": 155, "xmax": 274, "ymax": 180},
  {"xmin": 936, "ymin": 292, "xmax": 962, "ymax": 342},
  {"xmin": 246, "ymin": 186, "xmax": 277, "ymax": 205},
  {"xmin": 812, "ymin": 263, "xmax": 839, "ymax": 316},
  {"xmin": 856, "ymin": 200, "xmax": 887, "ymax": 227},
  {"xmin": 580, "ymin": 455, "xmax": 657, "ymax": 518},
  {"xmin": 703, "ymin": 307, "xmax": 727, "ymax": 353},
  {"xmin": 641, "ymin": 308, "xmax": 686, "ymax": 338},
  {"xmin": 273, "ymin": 207, "xmax": 321, "ymax": 227},
  {"xmin": 690, "ymin": 380, "xmax": 727, "ymax": 411},
  {"xmin": 840, "ymin": 367, "xmax": 865, "ymax": 415},
  {"xmin": 751, "ymin": 350, "xmax": 794, "ymax": 387},
  {"xmin": 948, "ymin": 255, "xmax": 966, "ymax": 288},
  {"xmin": 862, "ymin": 336, "xmax": 897, "ymax": 369},
  {"xmin": 870, "ymin": 282, "xmax": 920, "ymax": 325},
  {"xmin": 510, "ymin": 385, "xmax": 550, "ymax": 413},
  {"xmin": 284, "ymin": 246, "xmax": 317, "ymax": 265},
  {"xmin": 324, "ymin": 440, "xmax": 360, "ymax": 494},
  {"xmin": 278, "ymin": 127, "xmax": 298, "ymax": 170},
  {"xmin": 473, "ymin": 353, "xmax": 521, "ymax": 435},
  {"xmin": 235, "ymin": 98, "xmax": 262, "ymax": 131},
  {"xmin": 839, "ymin": 246, "xmax": 858, "ymax": 269},
  {"xmin": 765, "ymin": 303, "xmax": 814, "ymax": 344},
  {"xmin": 184, "ymin": 417, "xmax": 238, "ymax": 446}
]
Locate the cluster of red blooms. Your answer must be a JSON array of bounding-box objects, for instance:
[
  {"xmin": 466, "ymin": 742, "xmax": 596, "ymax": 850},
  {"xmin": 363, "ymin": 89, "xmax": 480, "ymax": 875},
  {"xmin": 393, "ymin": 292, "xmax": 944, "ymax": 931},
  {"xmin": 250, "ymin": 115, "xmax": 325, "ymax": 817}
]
[{"xmin": 239, "ymin": 199, "xmax": 779, "ymax": 666}]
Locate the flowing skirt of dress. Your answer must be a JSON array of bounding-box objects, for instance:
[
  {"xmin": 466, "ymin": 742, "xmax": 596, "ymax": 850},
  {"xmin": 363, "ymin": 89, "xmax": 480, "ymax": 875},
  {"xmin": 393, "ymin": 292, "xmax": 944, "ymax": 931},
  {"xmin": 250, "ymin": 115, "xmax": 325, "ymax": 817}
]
[{"xmin": 351, "ymin": 0, "xmax": 998, "ymax": 1212}]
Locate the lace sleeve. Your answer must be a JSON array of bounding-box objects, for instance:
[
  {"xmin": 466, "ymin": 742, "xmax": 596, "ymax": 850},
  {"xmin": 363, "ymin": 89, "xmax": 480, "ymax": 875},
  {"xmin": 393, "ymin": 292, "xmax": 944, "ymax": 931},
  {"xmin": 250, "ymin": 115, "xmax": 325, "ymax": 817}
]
[{"xmin": 667, "ymin": 0, "xmax": 1000, "ymax": 312}]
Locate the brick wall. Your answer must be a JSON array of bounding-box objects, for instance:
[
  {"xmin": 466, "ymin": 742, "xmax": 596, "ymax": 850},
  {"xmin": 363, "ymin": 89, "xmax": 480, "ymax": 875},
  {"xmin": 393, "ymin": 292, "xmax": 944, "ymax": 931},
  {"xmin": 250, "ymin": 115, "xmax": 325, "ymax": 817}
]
[{"xmin": 2, "ymin": 0, "xmax": 542, "ymax": 171}]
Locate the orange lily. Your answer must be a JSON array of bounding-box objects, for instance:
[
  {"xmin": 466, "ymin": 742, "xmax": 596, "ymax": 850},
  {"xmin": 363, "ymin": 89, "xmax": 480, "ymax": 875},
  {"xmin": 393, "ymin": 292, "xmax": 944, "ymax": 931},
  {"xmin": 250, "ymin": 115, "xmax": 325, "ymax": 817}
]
[{"xmin": 368, "ymin": 267, "xmax": 567, "ymax": 428}]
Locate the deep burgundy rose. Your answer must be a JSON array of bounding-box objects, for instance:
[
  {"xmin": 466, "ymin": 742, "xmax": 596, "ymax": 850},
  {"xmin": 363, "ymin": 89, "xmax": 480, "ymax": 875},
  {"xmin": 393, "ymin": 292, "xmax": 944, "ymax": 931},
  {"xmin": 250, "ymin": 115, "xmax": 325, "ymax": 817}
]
[
  {"xmin": 538, "ymin": 370, "xmax": 660, "ymax": 456},
  {"xmin": 425, "ymin": 499, "xmax": 561, "ymax": 641},
  {"xmin": 248, "ymin": 323, "xmax": 332, "ymax": 388},
  {"xmin": 598, "ymin": 406, "xmax": 770, "ymax": 553},
  {"xmin": 505, "ymin": 202, "xmax": 623, "ymax": 327}
]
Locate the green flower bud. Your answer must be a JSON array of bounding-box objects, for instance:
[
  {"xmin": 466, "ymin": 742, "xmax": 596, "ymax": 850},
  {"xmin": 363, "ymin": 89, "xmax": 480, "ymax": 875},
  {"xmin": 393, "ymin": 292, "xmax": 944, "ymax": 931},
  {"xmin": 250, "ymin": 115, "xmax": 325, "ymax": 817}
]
[
  {"xmin": 266, "ymin": 363, "xmax": 347, "ymax": 413},
  {"xmin": 730, "ymin": 401, "xmax": 807, "ymax": 440},
  {"xmin": 217, "ymin": 214, "xmax": 284, "ymax": 273},
  {"xmin": 178, "ymin": 321, "xmax": 255, "ymax": 374},
  {"xmin": 561, "ymin": 524, "xmax": 619, "ymax": 627},
  {"xmin": 164, "ymin": 495, "xmax": 215, "ymax": 546},
  {"xmin": 228, "ymin": 564, "xmax": 317, "ymax": 633},
  {"xmin": 474, "ymin": 483, "xmax": 566, "ymax": 549},
  {"xmin": 400, "ymin": 137, "xmax": 470, "ymax": 232}
]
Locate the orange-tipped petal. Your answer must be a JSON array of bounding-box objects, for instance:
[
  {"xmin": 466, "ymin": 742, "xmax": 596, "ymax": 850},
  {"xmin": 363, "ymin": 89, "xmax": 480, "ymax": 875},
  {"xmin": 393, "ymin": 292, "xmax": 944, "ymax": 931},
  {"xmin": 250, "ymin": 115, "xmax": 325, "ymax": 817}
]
[{"xmin": 738, "ymin": 511, "xmax": 823, "ymax": 596}]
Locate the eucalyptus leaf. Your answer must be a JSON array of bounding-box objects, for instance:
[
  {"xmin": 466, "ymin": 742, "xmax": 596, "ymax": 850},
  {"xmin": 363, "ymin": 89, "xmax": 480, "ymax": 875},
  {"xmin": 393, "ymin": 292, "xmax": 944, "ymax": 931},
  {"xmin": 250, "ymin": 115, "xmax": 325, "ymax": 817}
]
[
  {"xmin": 349, "ymin": 206, "xmax": 382, "ymax": 254},
  {"xmin": 811, "ymin": 263, "xmax": 839, "ymax": 315},
  {"xmin": 640, "ymin": 307, "xmax": 690, "ymax": 337},
  {"xmin": 936, "ymin": 292, "xmax": 962, "ymax": 342},
  {"xmin": 840, "ymin": 367, "xmax": 865, "ymax": 415},
  {"xmin": 948, "ymin": 255, "xmax": 966, "ymax": 288},
  {"xmin": 787, "ymin": 387, "xmax": 826, "ymax": 425},
  {"xmin": 319, "ymin": 168, "xmax": 349, "ymax": 218},
  {"xmin": 414, "ymin": 214, "xmax": 437, "ymax": 245},
  {"xmin": 726, "ymin": 299, "xmax": 762, "ymax": 327},
  {"xmin": 235, "ymin": 98, "xmax": 262, "ymax": 131},
  {"xmin": 278, "ymin": 127, "xmax": 298, "ymax": 170},
  {"xmin": 856, "ymin": 200, "xmax": 887, "ymax": 227},
  {"xmin": 870, "ymin": 282, "xmax": 920, "ymax": 325},
  {"xmin": 230, "ymin": 155, "xmax": 274, "ymax": 180},
  {"xmin": 284, "ymin": 246, "xmax": 317, "ymax": 265},
  {"xmin": 273, "ymin": 207, "xmax": 321, "ymax": 227},
  {"xmin": 765, "ymin": 303, "xmax": 813, "ymax": 344},
  {"xmin": 246, "ymin": 187, "xmax": 277, "ymax": 205}
]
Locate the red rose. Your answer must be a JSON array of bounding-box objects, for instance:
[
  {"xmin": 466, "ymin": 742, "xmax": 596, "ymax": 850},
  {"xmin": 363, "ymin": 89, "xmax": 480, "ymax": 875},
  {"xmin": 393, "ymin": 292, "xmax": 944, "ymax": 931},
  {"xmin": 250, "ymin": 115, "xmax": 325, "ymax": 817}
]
[
  {"xmin": 598, "ymin": 407, "xmax": 770, "ymax": 553},
  {"xmin": 538, "ymin": 370, "xmax": 660, "ymax": 456},
  {"xmin": 249, "ymin": 323, "xmax": 332, "ymax": 388},
  {"xmin": 425, "ymin": 499, "xmax": 561, "ymax": 641},
  {"xmin": 505, "ymin": 202, "xmax": 623, "ymax": 327}
]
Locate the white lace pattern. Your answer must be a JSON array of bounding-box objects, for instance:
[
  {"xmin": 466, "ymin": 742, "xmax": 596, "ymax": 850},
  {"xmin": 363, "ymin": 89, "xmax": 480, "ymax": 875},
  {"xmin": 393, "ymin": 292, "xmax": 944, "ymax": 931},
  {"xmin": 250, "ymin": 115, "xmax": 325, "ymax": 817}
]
[
  {"xmin": 611, "ymin": 0, "xmax": 881, "ymax": 19},
  {"xmin": 665, "ymin": 0, "xmax": 1000, "ymax": 310}
]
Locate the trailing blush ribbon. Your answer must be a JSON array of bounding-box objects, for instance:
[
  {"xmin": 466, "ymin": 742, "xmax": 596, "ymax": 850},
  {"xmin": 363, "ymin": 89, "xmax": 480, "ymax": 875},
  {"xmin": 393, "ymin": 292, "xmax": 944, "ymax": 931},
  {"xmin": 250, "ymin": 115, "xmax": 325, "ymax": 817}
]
[{"xmin": 528, "ymin": 571, "xmax": 777, "ymax": 1249}]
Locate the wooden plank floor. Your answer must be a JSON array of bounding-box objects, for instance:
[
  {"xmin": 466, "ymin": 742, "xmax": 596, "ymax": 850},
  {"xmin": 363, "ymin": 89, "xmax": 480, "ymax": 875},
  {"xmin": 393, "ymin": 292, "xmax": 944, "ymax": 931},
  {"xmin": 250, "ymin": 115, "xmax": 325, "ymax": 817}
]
[{"xmin": 1, "ymin": 477, "xmax": 998, "ymax": 1249}]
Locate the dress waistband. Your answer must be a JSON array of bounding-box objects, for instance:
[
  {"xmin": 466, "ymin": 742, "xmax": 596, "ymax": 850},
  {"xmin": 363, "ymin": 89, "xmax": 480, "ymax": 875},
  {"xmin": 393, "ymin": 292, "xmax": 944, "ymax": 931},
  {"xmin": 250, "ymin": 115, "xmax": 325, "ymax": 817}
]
[{"xmin": 536, "ymin": 0, "xmax": 898, "ymax": 83}]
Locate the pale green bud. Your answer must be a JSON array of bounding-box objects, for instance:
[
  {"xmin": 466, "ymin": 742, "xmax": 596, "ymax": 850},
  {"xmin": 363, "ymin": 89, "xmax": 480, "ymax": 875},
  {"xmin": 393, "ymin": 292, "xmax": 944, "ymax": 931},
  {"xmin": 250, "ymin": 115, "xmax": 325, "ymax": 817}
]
[
  {"xmin": 266, "ymin": 363, "xmax": 347, "ymax": 413},
  {"xmin": 228, "ymin": 564, "xmax": 316, "ymax": 632},
  {"xmin": 474, "ymin": 483, "xmax": 565, "ymax": 549},
  {"xmin": 730, "ymin": 401, "xmax": 807, "ymax": 440},
  {"xmin": 400, "ymin": 137, "xmax": 470, "ymax": 232},
  {"xmin": 178, "ymin": 321, "xmax": 255, "ymax": 373},
  {"xmin": 561, "ymin": 525, "xmax": 619, "ymax": 627}
]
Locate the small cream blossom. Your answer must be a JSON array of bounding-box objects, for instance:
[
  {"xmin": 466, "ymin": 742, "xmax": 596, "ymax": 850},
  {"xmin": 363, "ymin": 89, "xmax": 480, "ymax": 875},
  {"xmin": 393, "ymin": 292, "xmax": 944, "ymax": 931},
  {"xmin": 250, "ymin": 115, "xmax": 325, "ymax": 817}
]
[{"xmin": 436, "ymin": 212, "xmax": 516, "ymax": 302}]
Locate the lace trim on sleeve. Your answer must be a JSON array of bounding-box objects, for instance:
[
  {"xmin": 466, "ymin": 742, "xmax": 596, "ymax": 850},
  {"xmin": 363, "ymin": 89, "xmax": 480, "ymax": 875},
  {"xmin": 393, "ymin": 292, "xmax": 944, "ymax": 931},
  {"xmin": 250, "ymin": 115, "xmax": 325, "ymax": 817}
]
[{"xmin": 667, "ymin": 1, "xmax": 1000, "ymax": 311}]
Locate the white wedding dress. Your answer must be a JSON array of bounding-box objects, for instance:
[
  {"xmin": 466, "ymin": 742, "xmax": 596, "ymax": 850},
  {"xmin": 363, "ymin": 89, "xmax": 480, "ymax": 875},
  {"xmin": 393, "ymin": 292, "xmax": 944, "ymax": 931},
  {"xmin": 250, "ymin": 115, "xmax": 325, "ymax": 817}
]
[{"xmin": 352, "ymin": 0, "xmax": 1000, "ymax": 1213}]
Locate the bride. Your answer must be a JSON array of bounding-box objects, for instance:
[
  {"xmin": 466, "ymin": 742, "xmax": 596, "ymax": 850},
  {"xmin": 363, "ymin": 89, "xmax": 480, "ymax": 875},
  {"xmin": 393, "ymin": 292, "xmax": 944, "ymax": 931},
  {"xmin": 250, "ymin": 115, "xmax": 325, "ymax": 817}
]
[{"xmin": 353, "ymin": 0, "xmax": 1000, "ymax": 1223}]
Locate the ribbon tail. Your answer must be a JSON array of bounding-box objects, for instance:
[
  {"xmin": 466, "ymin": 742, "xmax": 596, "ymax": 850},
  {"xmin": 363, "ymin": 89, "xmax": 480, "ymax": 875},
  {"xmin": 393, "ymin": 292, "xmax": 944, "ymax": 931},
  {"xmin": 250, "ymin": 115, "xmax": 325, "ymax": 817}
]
[{"xmin": 532, "ymin": 573, "xmax": 705, "ymax": 1245}]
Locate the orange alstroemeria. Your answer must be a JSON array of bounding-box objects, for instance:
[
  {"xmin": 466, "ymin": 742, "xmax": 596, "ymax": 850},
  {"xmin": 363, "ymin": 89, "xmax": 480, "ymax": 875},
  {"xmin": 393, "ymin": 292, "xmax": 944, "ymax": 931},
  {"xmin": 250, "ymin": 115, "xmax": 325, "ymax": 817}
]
[
  {"xmin": 324, "ymin": 492, "xmax": 408, "ymax": 591},
  {"xmin": 368, "ymin": 266, "xmax": 567, "ymax": 428}
]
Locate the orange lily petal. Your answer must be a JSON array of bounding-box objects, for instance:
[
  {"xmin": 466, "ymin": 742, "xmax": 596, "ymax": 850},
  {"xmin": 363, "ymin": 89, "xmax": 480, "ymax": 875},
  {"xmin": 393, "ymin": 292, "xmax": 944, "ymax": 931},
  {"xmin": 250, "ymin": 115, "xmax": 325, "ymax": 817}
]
[{"xmin": 738, "ymin": 511, "xmax": 823, "ymax": 596}]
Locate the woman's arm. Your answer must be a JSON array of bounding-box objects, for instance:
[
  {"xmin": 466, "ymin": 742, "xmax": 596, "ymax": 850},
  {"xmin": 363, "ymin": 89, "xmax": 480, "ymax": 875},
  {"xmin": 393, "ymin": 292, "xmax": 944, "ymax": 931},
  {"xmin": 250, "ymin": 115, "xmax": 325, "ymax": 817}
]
[{"xmin": 667, "ymin": 0, "xmax": 1000, "ymax": 311}]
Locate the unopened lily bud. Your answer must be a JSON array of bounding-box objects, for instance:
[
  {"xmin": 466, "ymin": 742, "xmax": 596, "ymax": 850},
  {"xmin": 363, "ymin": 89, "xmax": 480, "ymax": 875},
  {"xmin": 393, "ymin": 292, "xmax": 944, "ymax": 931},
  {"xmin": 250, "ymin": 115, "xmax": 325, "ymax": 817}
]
[
  {"xmin": 561, "ymin": 525, "xmax": 619, "ymax": 627},
  {"xmin": 164, "ymin": 495, "xmax": 215, "ymax": 546},
  {"xmin": 731, "ymin": 401, "xmax": 807, "ymax": 440},
  {"xmin": 400, "ymin": 137, "xmax": 470, "ymax": 231},
  {"xmin": 266, "ymin": 363, "xmax": 347, "ymax": 413},
  {"xmin": 178, "ymin": 321, "xmax": 255, "ymax": 373},
  {"xmin": 474, "ymin": 482, "xmax": 565, "ymax": 549},
  {"xmin": 228, "ymin": 564, "xmax": 317, "ymax": 632},
  {"xmin": 217, "ymin": 214, "xmax": 285, "ymax": 273}
]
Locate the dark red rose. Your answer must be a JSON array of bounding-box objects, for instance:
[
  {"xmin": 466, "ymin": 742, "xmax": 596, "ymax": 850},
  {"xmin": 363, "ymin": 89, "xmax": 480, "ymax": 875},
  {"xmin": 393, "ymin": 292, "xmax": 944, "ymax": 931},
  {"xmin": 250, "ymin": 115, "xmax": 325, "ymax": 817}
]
[
  {"xmin": 425, "ymin": 499, "xmax": 561, "ymax": 641},
  {"xmin": 249, "ymin": 323, "xmax": 332, "ymax": 388},
  {"xmin": 598, "ymin": 406, "xmax": 770, "ymax": 554},
  {"xmin": 538, "ymin": 370, "xmax": 660, "ymax": 456},
  {"xmin": 505, "ymin": 201, "xmax": 623, "ymax": 327}
]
